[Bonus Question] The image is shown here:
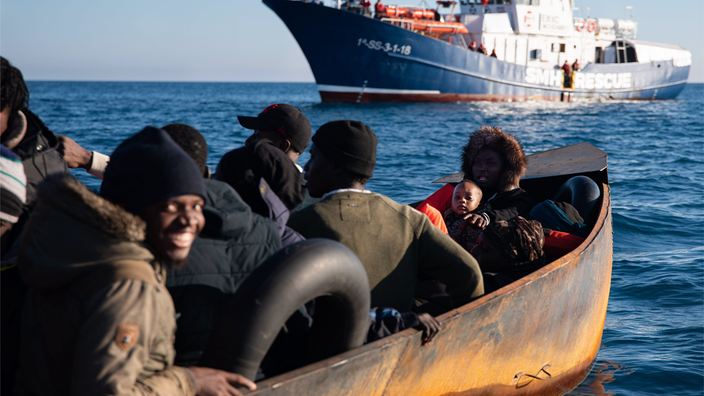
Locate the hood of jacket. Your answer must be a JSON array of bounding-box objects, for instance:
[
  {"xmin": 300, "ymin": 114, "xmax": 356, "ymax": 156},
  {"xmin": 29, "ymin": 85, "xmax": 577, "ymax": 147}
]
[
  {"xmin": 19, "ymin": 174, "xmax": 154, "ymax": 291},
  {"xmin": 0, "ymin": 110, "xmax": 27, "ymax": 150},
  {"xmin": 200, "ymin": 178, "xmax": 258, "ymax": 239},
  {"xmin": 460, "ymin": 125, "xmax": 527, "ymax": 193}
]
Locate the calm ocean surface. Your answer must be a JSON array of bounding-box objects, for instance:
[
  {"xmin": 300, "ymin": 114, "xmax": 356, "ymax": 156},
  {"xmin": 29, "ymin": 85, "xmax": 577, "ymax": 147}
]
[{"xmin": 27, "ymin": 81, "xmax": 704, "ymax": 395}]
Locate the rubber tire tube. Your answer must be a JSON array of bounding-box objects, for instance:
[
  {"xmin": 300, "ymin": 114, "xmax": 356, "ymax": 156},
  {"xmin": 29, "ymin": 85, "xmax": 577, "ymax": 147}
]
[
  {"xmin": 199, "ymin": 238, "xmax": 371, "ymax": 381},
  {"xmin": 553, "ymin": 175, "xmax": 601, "ymax": 221}
]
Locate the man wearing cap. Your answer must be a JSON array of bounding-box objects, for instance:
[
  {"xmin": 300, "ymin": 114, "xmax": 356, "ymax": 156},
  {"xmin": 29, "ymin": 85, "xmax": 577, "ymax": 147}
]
[
  {"xmin": 17, "ymin": 127, "xmax": 256, "ymax": 396},
  {"xmin": 288, "ymin": 120, "xmax": 484, "ymax": 313},
  {"xmin": 240, "ymin": 103, "xmax": 311, "ymax": 169},
  {"xmin": 236, "ymin": 103, "xmax": 321, "ymax": 211}
]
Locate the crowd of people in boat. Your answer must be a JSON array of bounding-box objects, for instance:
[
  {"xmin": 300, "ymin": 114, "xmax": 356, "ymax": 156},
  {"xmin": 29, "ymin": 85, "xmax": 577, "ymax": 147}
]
[{"xmin": 0, "ymin": 56, "xmax": 592, "ymax": 395}]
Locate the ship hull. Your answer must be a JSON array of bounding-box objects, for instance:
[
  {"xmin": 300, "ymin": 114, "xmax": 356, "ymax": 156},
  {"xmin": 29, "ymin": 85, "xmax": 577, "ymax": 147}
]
[{"xmin": 264, "ymin": 0, "xmax": 689, "ymax": 103}]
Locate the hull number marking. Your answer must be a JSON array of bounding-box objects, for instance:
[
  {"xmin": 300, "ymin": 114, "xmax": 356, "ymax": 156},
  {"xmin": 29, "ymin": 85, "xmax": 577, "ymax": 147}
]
[{"xmin": 358, "ymin": 38, "xmax": 412, "ymax": 55}]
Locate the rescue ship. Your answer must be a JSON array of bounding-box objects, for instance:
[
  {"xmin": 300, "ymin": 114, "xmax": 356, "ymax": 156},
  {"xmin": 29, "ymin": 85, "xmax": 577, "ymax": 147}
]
[
  {"xmin": 202, "ymin": 142, "xmax": 613, "ymax": 395},
  {"xmin": 263, "ymin": 0, "xmax": 691, "ymax": 102}
]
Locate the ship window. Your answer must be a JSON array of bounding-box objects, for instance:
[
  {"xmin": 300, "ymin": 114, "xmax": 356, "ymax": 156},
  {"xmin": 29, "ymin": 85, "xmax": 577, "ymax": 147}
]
[
  {"xmin": 595, "ymin": 47, "xmax": 604, "ymax": 64},
  {"xmin": 530, "ymin": 49, "xmax": 542, "ymax": 60},
  {"xmin": 551, "ymin": 43, "xmax": 566, "ymax": 53}
]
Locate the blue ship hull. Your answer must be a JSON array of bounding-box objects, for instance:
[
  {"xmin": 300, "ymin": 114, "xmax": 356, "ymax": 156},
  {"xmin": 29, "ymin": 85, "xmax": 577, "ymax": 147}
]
[{"xmin": 264, "ymin": 0, "xmax": 689, "ymax": 103}]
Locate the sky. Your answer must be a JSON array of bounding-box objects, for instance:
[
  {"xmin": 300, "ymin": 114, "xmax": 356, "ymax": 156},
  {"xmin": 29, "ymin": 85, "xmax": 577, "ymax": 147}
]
[{"xmin": 1, "ymin": 0, "xmax": 702, "ymax": 83}]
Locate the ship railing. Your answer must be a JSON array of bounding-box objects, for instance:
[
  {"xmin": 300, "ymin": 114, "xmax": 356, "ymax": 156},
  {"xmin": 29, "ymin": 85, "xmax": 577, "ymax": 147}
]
[
  {"xmin": 431, "ymin": 32, "xmax": 466, "ymax": 47},
  {"xmin": 448, "ymin": 33, "xmax": 468, "ymax": 48},
  {"xmin": 381, "ymin": 17, "xmax": 415, "ymax": 31}
]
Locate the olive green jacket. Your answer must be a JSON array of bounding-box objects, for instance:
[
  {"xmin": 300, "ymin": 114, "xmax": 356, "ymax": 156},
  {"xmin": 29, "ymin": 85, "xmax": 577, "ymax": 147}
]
[
  {"xmin": 16, "ymin": 175, "xmax": 196, "ymax": 396},
  {"xmin": 288, "ymin": 191, "xmax": 484, "ymax": 312}
]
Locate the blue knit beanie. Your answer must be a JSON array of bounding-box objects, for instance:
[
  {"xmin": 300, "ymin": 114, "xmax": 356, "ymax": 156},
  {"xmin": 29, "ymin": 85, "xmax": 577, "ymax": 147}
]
[{"xmin": 101, "ymin": 126, "xmax": 206, "ymax": 213}]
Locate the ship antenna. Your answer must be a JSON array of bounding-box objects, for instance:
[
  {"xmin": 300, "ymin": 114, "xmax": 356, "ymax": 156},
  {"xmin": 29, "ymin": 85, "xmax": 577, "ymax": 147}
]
[{"xmin": 625, "ymin": 6, "xmax": 633, "ymax": 20}]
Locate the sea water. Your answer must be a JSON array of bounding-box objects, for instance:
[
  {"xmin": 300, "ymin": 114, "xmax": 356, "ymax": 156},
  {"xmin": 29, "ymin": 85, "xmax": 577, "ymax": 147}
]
[{"xmin": 27, "ymin": 81, "xmax": 704, "ymax": 395}]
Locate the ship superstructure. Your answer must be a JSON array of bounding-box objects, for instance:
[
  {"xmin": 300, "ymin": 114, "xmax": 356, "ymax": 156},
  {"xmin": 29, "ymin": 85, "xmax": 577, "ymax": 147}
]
[{"xmin": 264, "ymin": 0, "xmax": 691, "ymax": 102}]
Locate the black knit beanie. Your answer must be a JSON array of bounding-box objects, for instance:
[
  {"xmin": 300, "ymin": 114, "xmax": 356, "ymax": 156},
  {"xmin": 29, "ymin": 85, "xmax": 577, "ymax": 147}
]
[
  {"xmin": 101, "ymin": 126, "xmax": 206, "ymax": 213},
  {"xmin": 312, "ymin": 120, "xmax": 377, "ymax": 179}
]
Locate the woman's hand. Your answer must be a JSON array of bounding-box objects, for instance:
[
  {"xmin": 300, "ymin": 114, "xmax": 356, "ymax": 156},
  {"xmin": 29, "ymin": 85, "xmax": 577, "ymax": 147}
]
[{"xmin": 460, "ymin": 213, "xmax": 486, "ymax": 229}]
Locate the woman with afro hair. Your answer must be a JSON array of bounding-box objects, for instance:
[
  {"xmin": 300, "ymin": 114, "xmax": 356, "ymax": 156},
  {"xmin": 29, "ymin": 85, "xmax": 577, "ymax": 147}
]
[{"xmin": 459, "ymin": 125, "xmax": 535, "ymax": 229}]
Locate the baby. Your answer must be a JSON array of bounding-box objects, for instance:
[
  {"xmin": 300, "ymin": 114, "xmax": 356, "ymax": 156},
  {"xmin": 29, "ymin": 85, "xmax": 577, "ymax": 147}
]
[{"xmin": 444, "ymin": 180, "xmax": 484, "ymax": 252}]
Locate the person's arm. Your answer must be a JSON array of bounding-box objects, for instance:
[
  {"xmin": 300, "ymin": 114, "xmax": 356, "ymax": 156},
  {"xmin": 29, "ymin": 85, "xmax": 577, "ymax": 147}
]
[
  {"xmin": 57, "ymin": 134, "xmax": 109, "ymax": 179},
  {"xmin": 367, "ymin": 308, "xmax": 441, "ymax": 346},
  {"xmin": 417, "ymin": 216, "xmax": 484, "ymax": 308},
  {"xmin": 71, "ymin": 280, "xmax": 196, "ymax": 396},
  {"xmin": 478, "ymin": 190, "xmax": 535, "ymax": 224},
  {"xmin": 70, "ymin": 280, "xmax": 256, "ymax": 396}
]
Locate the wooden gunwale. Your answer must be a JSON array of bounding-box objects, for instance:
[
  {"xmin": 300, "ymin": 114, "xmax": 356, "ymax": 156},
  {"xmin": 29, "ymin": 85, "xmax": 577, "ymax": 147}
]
[{"xmin": 247, "ymin": 185, "xmax": 612, "ymax": 396}]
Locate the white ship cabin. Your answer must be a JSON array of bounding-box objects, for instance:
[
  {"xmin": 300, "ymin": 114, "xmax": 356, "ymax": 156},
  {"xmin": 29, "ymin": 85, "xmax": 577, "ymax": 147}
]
[
  {"xmin": 451, "ymin": 0, "xmax": 691, "ymax": 69},
  {"xmin": 355, "ymin": 0, "xmax": 692, "ymax": 70}
]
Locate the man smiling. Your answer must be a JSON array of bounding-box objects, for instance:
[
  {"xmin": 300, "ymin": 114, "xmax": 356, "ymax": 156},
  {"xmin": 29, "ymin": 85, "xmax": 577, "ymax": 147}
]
[{"xmin": 17, "ymin": 127, "xmax": 256, "ymax": 396}]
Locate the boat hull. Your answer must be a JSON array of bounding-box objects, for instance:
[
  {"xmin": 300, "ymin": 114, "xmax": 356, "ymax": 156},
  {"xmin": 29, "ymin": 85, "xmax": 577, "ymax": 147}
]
[
  {"xmin": 264, "ymin": 0, "xmax": 689, "ymax": 102},
  {"xmin": 244, "ymin": 145, "xmax": 613, "ymax": 395}
]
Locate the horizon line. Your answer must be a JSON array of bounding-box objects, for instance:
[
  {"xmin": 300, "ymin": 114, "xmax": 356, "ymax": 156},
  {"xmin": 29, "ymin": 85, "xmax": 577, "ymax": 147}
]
[
  {"xmin": 26, "ymin": 79, "xmax": 318, "ymax": 84},
  {"xmin": 23, "ymin": 79, "xmax": 704, "ymax": 84}
]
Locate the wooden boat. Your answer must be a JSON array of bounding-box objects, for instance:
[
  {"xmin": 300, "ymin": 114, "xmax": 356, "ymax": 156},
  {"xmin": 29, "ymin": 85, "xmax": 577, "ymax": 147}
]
[{"xmin": 238, "ymin": 142, "xmax": 612, "ymax": 395}]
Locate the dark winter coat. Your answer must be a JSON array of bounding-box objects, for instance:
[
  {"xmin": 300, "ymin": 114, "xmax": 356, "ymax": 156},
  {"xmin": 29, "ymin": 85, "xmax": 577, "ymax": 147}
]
[
  {"xmin": 214, "ymin": 139, "xmax": 303, "ymax": 218},
  {"xmin": 479, "ymin": 188, "xmax": 535, "ymax": 223},
  {"xmin": 7, "ymin": 109, "xmax": 69, "ymax": 207},
  {"xmin": 17, "ymin": 174, "xmax": 195, "ymax": 396},
  {"xmin": 166, "ymin": 179, "xmax": 282, "ymax": 366}
]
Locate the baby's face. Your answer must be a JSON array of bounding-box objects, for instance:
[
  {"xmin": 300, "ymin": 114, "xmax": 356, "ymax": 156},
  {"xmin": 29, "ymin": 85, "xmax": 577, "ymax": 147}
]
[{"xmin": 452, "ymin": 182, "xmax": 482, "ymax": 216}]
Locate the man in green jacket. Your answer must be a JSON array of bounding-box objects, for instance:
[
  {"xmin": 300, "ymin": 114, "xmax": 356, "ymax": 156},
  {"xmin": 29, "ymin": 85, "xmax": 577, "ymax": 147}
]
[
  {"xmin": 17, "ymin": 127, "xmax": 256, "ymax": 396},
  {"xmin": 288, "ymin": 120, "xmax": 483, "ymax": 312}
]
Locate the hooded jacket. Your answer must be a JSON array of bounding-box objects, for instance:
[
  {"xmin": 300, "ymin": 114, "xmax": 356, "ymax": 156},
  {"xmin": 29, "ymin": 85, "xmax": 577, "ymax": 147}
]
[
  {"xmin": 16, "ymin": 174, "xmax": 195, "ymax": 396},
  {"xmin": 2, "ymin": 109, "xmax": 70, "ymax": 208},
  {"xmin": 166, "ymin": 179, "xmax": 282, "ymax": 366},
  {"xmin": 460, "ymin": 126, "xmax": 534, "ymax": 223}
]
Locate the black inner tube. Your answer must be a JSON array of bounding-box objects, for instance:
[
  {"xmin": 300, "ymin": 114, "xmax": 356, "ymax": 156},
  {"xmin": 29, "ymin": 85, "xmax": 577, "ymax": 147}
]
[
  {"xmin": 553, "ymin": 175, "xmax": 601, "ymax": 222},
  {"xmin": 199, "ymin": 239, "xmax": 371, "ymax": 381}
]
